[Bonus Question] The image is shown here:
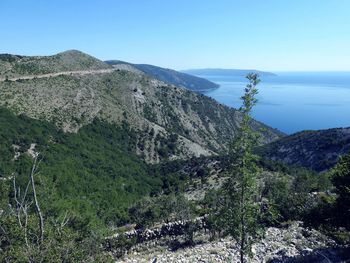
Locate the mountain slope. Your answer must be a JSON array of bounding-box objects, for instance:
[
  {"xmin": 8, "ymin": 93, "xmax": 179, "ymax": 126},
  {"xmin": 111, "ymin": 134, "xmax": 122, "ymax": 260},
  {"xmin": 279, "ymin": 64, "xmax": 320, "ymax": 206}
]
[
  {"xmin": 106, "ymin": 60, "xmax": 219, "ymax": 92},
  {"xmin": 0, "ymin": 50, "xmax": 283, "ymax": 163},
  {"xmin": 0, "ymin": 50, "xmax": 111, "ymax": 78},
  {"xmin": 259, "ymin": 127, "xmax": 350, "ymax": 171},
  {"xmin": 0, "ymin": 107, "xmax": 158, "ymax": 226}
]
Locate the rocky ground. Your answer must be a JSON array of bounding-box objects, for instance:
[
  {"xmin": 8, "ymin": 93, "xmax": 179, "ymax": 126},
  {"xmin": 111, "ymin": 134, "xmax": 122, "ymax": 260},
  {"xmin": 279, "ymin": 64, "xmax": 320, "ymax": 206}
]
[{"xmin": 115, "ymin": 222, "xmax": 342, "ymax": 263}]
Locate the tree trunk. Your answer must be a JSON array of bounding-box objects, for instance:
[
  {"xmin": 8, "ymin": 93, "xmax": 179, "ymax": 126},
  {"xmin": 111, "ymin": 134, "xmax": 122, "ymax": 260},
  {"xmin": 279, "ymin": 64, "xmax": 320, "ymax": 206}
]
[
  {"xmin": 30, "ymin": 157, "xmax": 44, "ymax": 244},
  {"xmin": 239, "ymin": 155, "xmax": 246, "ymax": 263}
]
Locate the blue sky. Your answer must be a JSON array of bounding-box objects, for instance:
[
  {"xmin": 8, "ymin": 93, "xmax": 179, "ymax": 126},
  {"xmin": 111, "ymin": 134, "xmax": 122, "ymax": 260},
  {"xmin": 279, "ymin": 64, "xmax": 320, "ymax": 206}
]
[{"xmin": 2, "ymin": 0, "xmax": 350, "ymax": 71}]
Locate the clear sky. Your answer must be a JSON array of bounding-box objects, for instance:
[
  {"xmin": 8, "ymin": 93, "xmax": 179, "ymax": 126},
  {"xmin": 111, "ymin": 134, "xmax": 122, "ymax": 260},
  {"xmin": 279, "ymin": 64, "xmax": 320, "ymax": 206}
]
[{"xmin": 2, "ymin": 0, "xmax": 350, "ymax": 71}]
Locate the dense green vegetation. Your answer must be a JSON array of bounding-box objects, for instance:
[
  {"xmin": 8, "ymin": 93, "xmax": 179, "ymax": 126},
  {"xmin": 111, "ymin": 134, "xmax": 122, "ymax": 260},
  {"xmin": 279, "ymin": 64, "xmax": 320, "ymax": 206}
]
[
  {"xmin": 301, "ymin": 152, "xmax": 350, "ymax": 244},
  {"xmin": 129, "ymin": 194, "xmax": 195, "ymax": 229},
  {"xmin": 0, "ymin": 108, "xmax": 157, "ymax": 227},
  {"xmin": 0, "ymin": 89, "xmax": 349, "ymax": 261},
  {"xmin": 332, "ymin": 153, "xmax": 350, "ymax": 229},
  {"xmin": 0, "ymin": 107, "xmax": 190, "ymax": 261},
  {"xmin": 258, "ymin": 127, "xmax": 350, "ymax": 171}
]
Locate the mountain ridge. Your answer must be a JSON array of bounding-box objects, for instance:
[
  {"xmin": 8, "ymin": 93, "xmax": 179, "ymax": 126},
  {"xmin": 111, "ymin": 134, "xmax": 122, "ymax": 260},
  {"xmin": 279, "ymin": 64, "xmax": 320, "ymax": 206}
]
[
  {"xmin": 106, "ymin": 60, "xmax": 219, "ymax": 92},
  {"xmin": 0, "ymin": 50, "xmax": 283, "ymax": 163},
  {"xmin": 0, "ymin": 50, "xmax": 111, "ymax": 78}
]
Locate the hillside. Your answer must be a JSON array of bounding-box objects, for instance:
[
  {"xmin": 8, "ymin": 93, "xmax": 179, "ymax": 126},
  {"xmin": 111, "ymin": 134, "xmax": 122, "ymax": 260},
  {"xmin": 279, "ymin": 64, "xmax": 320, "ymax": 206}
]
[
  {"xmin": 0, "ymin": 107, "xmax": 162, "ymax": 227},
  {"xmin": 0, "ymin": 50, "xmax": 111, "ymax": 79},
  {"xmin": 0, "ymin": 92, "xmax": 337, "ymax": 263},
  {"xmin": 2, "ymin": 50, "xmax": 348, "ymax": 263},
  {"xmin": 258, "ymin": 127, "xmax": 350, "ymax": 171},
  {"xmin": 182, "ymin": 68, "xmax": 276, "ymax": 77},
  {"xmin": 105, "ymin": 60, "xmax": 219, "ymax": 92},
  {"xmin": 0, "ymin": 50, "xmax": 283, "ymax": 163}
]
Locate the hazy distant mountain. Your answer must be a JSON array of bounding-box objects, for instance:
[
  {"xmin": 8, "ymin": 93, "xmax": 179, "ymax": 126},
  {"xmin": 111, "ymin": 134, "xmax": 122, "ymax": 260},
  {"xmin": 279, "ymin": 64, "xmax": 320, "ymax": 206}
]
[
  {"xmin": 105, "ymin": 60, "xmax": 219, "ymax": 92},
  {"xmin": 182, "ymin": 68, "xmax": 276, "ymax": 77}
]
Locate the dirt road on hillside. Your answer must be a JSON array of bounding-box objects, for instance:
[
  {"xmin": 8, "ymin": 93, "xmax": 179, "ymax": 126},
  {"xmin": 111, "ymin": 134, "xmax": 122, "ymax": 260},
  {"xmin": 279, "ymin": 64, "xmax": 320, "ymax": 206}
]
[{"xmin": 0, "ymin": 68, "xmax": 117, "ymax": 82}]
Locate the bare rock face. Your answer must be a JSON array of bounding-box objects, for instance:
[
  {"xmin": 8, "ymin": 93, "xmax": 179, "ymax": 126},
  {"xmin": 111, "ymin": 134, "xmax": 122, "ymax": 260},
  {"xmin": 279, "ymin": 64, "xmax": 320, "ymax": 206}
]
[{"xmin": 0, "ymin": 50, "xmax": 283, "ymax": 163}]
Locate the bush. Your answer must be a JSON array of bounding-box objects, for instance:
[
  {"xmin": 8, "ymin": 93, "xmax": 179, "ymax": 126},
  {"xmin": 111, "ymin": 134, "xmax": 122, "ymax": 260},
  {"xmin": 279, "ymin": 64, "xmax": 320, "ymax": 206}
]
[{"xmin": 331, "ymin": 152, "xmax": 350, "ymax": 228}]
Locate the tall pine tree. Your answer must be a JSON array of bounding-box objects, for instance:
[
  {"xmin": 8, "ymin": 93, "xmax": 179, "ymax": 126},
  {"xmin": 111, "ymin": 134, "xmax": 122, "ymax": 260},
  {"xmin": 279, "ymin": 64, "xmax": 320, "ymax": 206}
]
[{"xmin": 220, "ymin": 73, "xmax": 263, "ymax": 262}]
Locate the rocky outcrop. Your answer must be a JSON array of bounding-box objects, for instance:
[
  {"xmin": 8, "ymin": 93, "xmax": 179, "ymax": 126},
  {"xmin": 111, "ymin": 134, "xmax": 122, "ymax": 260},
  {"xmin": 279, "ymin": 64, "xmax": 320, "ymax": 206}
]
[
  {"xmin": 272, "ymin": 246, "xmax": 350, "ymax": 262},
  {"xmin": 105, "ymin": 217, "xmax": 206, "ymax": 258},
  {"xmin": 113, "ymin": 222, "xmax": 344, "ymax": 263}
]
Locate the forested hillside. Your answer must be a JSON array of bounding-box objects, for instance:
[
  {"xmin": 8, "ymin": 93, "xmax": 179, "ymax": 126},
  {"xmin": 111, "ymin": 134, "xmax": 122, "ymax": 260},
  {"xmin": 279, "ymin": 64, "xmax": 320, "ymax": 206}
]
[
  {"xmin": 259, "ymin": 127, "xmax": 350, "ymax": 171},
  {"xmin": 0, "ymin": 107, "xmax": 193, "ymax": 261},
  {"xmin": 1, "ymin": 50, "xmax": 349, "ymax": 262},
  {"xmin": 1, "ymin": 108, "xmax": 159, "ymax": 227},
  {"xmin": 0, "ymin": 107, "xmax": 341, "ymax": 262}
]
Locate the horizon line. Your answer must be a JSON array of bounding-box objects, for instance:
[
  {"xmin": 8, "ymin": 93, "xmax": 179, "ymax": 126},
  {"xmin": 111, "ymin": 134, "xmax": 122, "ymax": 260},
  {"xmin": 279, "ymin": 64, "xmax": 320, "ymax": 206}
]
[{"xmin": 1, "ymin": 49, "xmax": 350, "ymax": 73}]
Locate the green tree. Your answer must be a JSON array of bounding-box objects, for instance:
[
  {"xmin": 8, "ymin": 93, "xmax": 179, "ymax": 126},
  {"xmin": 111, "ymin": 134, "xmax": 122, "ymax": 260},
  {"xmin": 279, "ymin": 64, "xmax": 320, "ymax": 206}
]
[
  {"xmin": 220, "ymin": 73, "xmax": 263, "ymax": 262},
  {"xmin": 332, "ymin": 152, "xmax": 350, "ymax": 228}
]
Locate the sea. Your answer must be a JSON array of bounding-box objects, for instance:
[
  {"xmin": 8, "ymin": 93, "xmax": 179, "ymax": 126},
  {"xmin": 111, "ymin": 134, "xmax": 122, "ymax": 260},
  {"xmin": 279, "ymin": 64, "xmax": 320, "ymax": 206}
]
[{"xmin": 198, "ymin": 72, "xmax": 350, "ymax": 134}]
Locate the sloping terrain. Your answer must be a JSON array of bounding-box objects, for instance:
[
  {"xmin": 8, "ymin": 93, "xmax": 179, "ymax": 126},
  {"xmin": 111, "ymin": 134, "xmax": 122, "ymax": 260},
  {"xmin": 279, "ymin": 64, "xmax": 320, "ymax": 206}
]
[
  {"xmin": 259, "ymin": 127, "xmax": 350, "ymax": 171},
  {"xmin": 106, "ymin": 60, "xmax": 219, "ymax": 92},
  {"xmin": 0, "ymin": 107, "xmax": 160, "ymax": 226},
  {"xmin": 114, "ymin": 222, "xmax": 338, "ymax": 263},
  {"xmin": 0, "ymin": 50, "xmax": 111, "ymax": 79},
  {"xmin": 0, "ymin": 50, "xmax": 283, "ymax": 163}
]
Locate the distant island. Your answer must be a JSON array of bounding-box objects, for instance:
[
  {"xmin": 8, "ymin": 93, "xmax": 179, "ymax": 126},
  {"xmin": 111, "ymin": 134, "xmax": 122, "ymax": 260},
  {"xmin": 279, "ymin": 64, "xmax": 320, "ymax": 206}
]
[{"xmin": 182, "ymin": 68, "xmax": 277, "ymax": 77}]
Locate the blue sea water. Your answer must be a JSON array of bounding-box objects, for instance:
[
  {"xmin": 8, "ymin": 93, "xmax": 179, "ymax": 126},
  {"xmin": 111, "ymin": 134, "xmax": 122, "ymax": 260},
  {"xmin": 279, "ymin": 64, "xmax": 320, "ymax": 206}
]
[{"xmin": 199, "ymin": 72, "xmax": 350, "ymax": 134}]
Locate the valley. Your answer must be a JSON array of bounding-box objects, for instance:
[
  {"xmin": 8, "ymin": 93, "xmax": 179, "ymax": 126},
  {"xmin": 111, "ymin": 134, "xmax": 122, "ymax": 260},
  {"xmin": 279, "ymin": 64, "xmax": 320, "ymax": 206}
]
[
  {"xmin": 2, "ymin": 2, "xmax": 350, "ymax": 262},
  {"xmin": 0, "ymin": 50, "xmax": 349, "ymax": 262}
]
